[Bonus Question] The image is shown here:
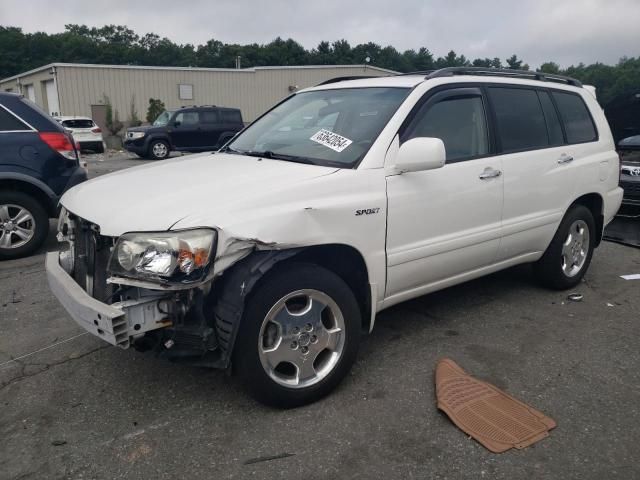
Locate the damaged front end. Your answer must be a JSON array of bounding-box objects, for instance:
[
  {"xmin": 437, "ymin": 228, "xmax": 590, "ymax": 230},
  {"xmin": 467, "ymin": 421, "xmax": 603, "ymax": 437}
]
[{"xmin": 46, "ymin": 210, "xmax": 297, "ymax": 369}]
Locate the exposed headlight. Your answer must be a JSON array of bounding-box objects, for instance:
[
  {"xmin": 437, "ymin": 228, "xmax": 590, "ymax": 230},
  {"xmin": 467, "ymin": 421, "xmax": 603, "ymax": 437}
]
[
  {"xmin": 108, "ymin": 229, "xmax": 216, "ymax": 284},
  {"xmin": 129, "ymin": 131, "xmax": 145, "ymax": 140}
]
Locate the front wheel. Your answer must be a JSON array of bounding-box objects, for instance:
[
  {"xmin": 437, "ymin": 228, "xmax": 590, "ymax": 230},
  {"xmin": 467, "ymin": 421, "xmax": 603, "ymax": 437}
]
[
  {"xmin": 234, "ymin": 263, "xmax": 361, "ymax": 408},
  {"xmin": 533, "ymin": 204, "xmax": 595, "ymax": 289},
  {"xmin": 148, "ymin": 140, "xmax": 170, "ymax": 160}
]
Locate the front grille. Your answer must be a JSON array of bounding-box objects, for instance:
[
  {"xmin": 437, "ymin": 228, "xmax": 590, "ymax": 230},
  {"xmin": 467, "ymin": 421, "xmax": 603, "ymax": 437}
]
[
  {"xmin": 72, "ymin": 218, "xmax": 115, "ymax": 302},
  {"xmin": 621, "ymin": 180, "xmax": 640, "ymax": 199}
]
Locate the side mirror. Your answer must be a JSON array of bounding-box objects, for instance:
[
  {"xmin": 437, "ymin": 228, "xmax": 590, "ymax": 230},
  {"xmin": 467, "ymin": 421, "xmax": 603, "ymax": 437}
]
[
  {"xmin": 173, "ymin": 121, "xmax": 181, "ymax": 128},
  {"xmin": 392, "ymin": 137, "xmax": 446, "ymax": 174}
]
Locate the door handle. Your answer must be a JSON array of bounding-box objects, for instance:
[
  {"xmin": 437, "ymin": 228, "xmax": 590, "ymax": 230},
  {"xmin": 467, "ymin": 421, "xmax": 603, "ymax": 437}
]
[
  {"xmin": 557, "ymin": 155, "xmax": 574, "ymax": 164},
  {"xmin": 479, "ymin": 167, "xmax": 502, "ymax": 180}
]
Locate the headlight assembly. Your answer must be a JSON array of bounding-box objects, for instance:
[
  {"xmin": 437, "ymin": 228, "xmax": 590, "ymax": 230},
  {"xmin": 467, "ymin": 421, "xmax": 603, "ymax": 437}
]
[
  {"xmin": 129, "ymin": 131, "xmax": 146, "ymax": 140},
  {"xmin": 108, "ymin": 229, "xmax": 216, "ymax": 285}
]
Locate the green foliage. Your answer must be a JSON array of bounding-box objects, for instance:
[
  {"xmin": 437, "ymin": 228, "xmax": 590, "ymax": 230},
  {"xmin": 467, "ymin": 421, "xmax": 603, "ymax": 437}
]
[
  {"xmin": 102, "ymin": 94, "xmax": 123, "ymax": 135},
  {"xmin": 506, "ymin": 54, "xmax": 529, "ymax": 71},
  {"xmin": 146, "ymin": 98, "xmax": 165, "ymax": 124},
  {"xmin": 128, "ymin": 95, "xmax": 142, "ymax": 127},
  {"xmin": 1, "ymin": 24, "xmax": 639, "ymax": 108},
  {"xmin": 539, "ymin": 62, "xmax": 561, "ymax": 74}
]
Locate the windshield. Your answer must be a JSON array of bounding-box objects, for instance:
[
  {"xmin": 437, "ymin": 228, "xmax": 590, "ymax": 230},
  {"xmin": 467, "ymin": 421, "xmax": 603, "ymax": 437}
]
[
  {"xmin": 153, "ymin": 111, "xmax": 173, "ymax": 126},
  {"xmin": 62, "ymin": 119, "xmax": 94, "ymax": 129},
  {"xmin": 226, "ymin": 87, "xmax": 410, "ymax": 168}
]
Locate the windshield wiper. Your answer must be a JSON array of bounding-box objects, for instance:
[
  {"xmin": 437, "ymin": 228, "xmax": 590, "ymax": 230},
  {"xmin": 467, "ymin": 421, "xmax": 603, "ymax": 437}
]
[
  {"xmin": 241, "ymin": 150, "xmax": 319, "ymax": 165},
  {"xmin": 221, "ymin": 146, "xmax": 243, "ymax": 155}
]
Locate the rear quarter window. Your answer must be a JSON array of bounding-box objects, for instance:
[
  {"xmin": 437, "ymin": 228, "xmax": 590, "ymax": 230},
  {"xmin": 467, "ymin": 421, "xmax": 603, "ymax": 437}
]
[
  {"xmin": 221, "ymin": 110, "xmax": 242, "ymax": 124},
  {"xmin": 552, "ymin": 91, "xmax": 597, "ymax": 144},
  {"xmin": 0, "ymin": 105, "xmax": 30, "ymax": 131}
]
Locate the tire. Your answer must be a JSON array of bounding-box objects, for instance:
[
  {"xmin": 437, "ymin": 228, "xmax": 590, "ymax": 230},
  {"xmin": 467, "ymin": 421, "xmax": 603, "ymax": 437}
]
[
  {"xmin": 0, "ymin": 191, "xmax": 49, "ymax": 260},
  {"xmin": 148, "ymin": 139, "xmax": 170, "ymax": 160},
  {"xmin": 96, "ymin": 143, "xmax": 105, "ymax": 154},
  {"xmin": 217, "ymin": 135, "xmax": 233, "ymax": 149},
  {"xmin": 234, "ymin": 262, "xmax": 361, "ymax": 408},
  {"xmin": 533, "ymin": 204, "xmax": 595, "ymax": 290}
]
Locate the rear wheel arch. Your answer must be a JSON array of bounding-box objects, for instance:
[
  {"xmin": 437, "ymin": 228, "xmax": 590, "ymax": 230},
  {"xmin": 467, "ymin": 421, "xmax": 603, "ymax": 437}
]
[
  {"xmin": 0, "ymin": 178, "xmax": 55, "ymax": 217},
  {"xmin": 571, "ymin": 193, "xmax": 604, "ymax": 246}
]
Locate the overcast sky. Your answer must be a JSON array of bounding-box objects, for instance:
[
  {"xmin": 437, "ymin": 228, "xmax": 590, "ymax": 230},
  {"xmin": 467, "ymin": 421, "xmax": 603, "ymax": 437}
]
[{"xmin": 1, "ymin": 0, "xmax": 638, "ymax": 68}]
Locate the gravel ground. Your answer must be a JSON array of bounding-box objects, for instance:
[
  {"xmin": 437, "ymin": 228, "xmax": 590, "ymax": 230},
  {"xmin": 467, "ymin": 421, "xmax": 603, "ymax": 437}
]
[{"xmin": 1, "ymin": 152, "xmax": 639, "ymax": 479}]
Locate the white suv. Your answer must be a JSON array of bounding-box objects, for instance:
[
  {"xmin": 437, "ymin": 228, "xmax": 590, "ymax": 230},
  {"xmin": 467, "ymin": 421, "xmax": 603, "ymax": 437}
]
[
  {"xmin": 46, "ymin": 68, "xmax": 622, "ymax": 407},
  {"xmin": 55, "ymin": 116, "xmax": 105, "ymax": 153}
]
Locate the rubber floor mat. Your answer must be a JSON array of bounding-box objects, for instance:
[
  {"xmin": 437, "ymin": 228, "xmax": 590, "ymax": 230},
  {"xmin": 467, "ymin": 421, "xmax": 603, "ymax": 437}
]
[{"xmin": 435, "ymin": 359, "xmax": 556, "ymax": 453}]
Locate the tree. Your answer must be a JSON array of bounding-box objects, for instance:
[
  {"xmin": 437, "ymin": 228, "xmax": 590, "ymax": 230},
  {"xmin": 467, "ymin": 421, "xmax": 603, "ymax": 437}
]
[
  {"xmin": 436, "ymin": 51, "xmax": 469, "ymax": 68},
  {"xmin": 472, "ymin": 57, "xmax": 502, "ymax": 68},
  {"xmin": 506, "ymin": 54, "xmax": 529, "ymax": 70},
  {"xmin": 146, "ymin": 98, "xmax": 165, "ymax": 124},
  {"xmin": 103, "ymin": 94, "xmax": 123, "ymax": 135},
  {"xmin": 539, "ymin": 62, "xmax": 561, "ymax": 74},
  {"xmin": 1, "ymin": 23, "xmax": 639, "ymax": 110}
]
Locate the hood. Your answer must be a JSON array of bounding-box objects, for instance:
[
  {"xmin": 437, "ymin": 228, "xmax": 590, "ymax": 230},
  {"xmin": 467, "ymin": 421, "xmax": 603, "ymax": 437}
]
[
  {"xmin": 126, "ymin": 125, "xmax": 153, "ymax": 133},
  {"xmin": 60, "ymin": 153, "xmax": 339, "ymax": 236}
]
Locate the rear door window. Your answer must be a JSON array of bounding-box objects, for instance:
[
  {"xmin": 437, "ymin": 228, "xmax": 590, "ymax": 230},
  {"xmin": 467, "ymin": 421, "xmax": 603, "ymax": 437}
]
[
  {"xmin": 175, "ymin": 111, "xmax": 199, "ymax": 126},
  {"xmin": 201, "ymin": 111, "xmax": 219, "ymax": 124},
  {"xmin": 537, "ymin": 91, "xmax": 565, "ymax": 146},
  {"xmin": 0, "ymin": 106, "xmax": 30, "ymax": 131},
  {"xmin": 404, "ymin": 94, "xmax": 489, "ymax": 162},
  {"xmin": 489, "ymin": 87, "xmax": 549, "ymax": 153},
  {"xmin": 552, "ymin": 91, "xmax": 597, "ymax": 144}
]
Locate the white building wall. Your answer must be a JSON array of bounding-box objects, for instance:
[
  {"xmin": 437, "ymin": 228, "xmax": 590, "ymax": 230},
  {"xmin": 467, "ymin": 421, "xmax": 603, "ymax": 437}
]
[{"xmin": 1, "ymin": 63, "xmax": 395, "ymax": 123}]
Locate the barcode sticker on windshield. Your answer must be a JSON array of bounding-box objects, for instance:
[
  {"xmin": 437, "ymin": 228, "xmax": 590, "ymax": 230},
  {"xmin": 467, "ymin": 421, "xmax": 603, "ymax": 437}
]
[{"xmin": 310, "ymin": 129, "xmax": 353, "ymax": 153}]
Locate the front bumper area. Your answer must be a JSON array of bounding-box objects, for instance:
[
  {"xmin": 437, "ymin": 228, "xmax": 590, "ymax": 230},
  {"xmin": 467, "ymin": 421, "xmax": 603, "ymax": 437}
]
[
  {"xmin": 46, "ymin": 252, "xmax": 172, "ymax": 349},
  {"xmin": 46, "ymin": 251, "xmax": 129, "ymax": 347},
  {"xmin": 123, "ymin": 139, "xmax": 147, "ymax": 155}
]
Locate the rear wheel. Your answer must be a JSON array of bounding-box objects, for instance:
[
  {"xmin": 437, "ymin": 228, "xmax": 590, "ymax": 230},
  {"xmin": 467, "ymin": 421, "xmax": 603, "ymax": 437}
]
[
  {"xmin": 533, "ymin": 204, "xmax": 595, "ymax": 289},
  {"xmin": 148, "ymin": 140, "xmax": 170, "ymax": 160},
  {"xmin": 0, "ymin": 191, "xmax": 49, "ymax": 260},
  {"xmin": 234, "ymin": 263, "xmax": 361, "ymax": 408}
]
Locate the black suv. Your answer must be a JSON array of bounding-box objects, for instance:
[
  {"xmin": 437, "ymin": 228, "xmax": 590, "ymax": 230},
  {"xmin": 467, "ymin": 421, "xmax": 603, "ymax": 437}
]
[
  {"xmin": 0, "ymin": 92, "xmax": 86, "ymax": 259},
  {"xmin": 124, "ymin": 106, "xmax": 244, "ymax": 159},
  {"xmin": 618, "ymin": 135, "xmax": 640, "ymax": 206}
]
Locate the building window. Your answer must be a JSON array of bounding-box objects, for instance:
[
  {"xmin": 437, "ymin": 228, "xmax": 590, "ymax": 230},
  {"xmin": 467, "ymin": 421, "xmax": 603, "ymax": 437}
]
[{"xmin": 178, "ymin": 84, "xmax": 194, "ymax": 100}]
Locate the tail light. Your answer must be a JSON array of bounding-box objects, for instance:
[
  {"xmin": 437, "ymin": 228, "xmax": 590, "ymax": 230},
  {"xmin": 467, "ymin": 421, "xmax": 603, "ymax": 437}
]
[
  {"xmin": 91, "ymin": 126, "xmax": 101, "ymax": 133},
  {"xmin": 39, "ymin": 132, "xmax": 78, "ymax": 160}
]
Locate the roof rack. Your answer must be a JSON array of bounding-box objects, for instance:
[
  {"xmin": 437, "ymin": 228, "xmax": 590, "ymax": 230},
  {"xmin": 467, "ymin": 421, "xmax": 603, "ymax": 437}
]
[
  {"xmin": 316, "ymin": 75, "xmax": 377, "ymax": 86},
  {"xmin": 396, "ymin": 70, "xmax": 437, "ymax": 76},
  {"xmin": 422, "ymin": 67, "xmax": 582, "ymax": 87}
]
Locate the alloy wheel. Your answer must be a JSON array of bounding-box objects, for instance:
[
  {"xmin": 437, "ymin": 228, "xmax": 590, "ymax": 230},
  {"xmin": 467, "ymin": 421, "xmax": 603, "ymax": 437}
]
[
  {"xmin": 258, "ymin": 289, "xmax": 346, "ymax": 389},
  {"xmin": 561, "ymin": 219, "xmax": 590, "ymax": 277},
  {"xmin": 0, "ymin": 204, "xmax": 36, "ymax": 249}
]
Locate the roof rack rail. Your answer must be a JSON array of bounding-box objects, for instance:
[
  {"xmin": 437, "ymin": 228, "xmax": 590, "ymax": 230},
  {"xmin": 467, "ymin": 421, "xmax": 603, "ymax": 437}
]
[
  {"xmin": 396, "ymin": 70, "xmax": 437, "ymax": 76},
  {"xmin": 316, "ymin": 75, "xmax": 377, "ymax": 86},
  {"xmin": 423, "ymin": 67, "xmax": 582, "ymax": 87}
]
